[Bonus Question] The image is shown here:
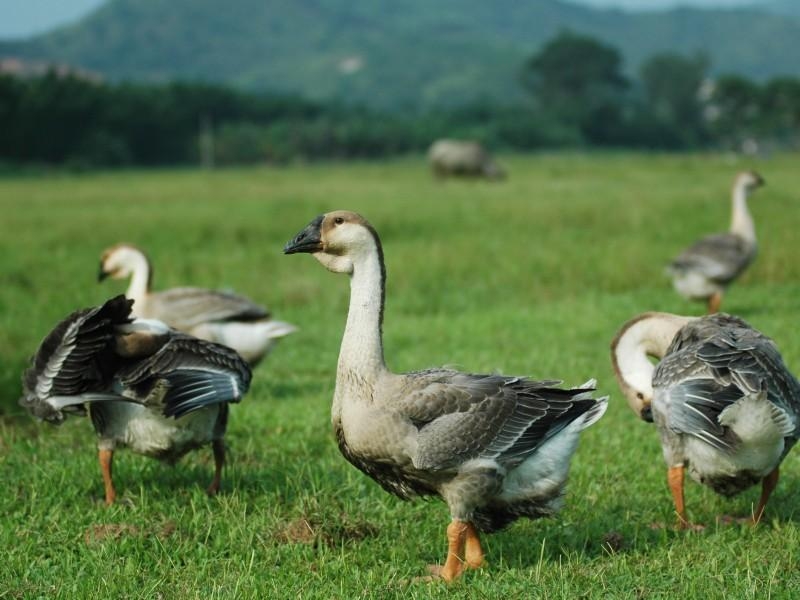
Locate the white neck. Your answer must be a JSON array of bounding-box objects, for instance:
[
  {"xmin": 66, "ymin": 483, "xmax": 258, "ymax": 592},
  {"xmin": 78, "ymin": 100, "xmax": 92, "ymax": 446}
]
[
  {"xmin": 613, "ymin": 313, "xmax": 693, "ymax": 393},
  {"xmin": 730, "ymin": 181, "xmax": 756, "ymax": 243},
  {"xmin": 337, "ymin": 245, "xmax": 387, "ymax": 384},
  {"xmin": 124, "ymin": 252, "xmax": 152, "ymax": 313}
]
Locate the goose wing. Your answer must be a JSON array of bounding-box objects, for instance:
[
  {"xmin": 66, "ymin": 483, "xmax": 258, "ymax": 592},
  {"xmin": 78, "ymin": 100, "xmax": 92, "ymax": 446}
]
[
  {"xmin": 148, "ymin": 287, "xmax": 269, "ymax": 330},
  {"xmin": 115, "ymin": 334, "xmax": 252, "ymax": 418},
  {"xmin": 390, "ymin": 370, "xmax": 605, "ymax": 471},
  {"xmin": 19, "ymin": 295, "xmax": 133, "ymax": 423},
  {"xmin": 654, "ymin": 315, "xmax": 800, "ymax": 451},
  {"xmin": 669, "ymin": 233, "xmax": 754, "ymax": 283}
]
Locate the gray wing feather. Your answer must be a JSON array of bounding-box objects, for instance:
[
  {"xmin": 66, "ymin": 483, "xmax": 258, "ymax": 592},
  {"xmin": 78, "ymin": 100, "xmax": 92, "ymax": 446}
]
[
  {"xmin": 19, "ymin": 295, "xmax": 133, "ymax": 423},
  {"xmin": 654, "ymin": 314, "xmax": 800, "ymax": 451},
  {"xmin": 148, "ymin": 287, "xmax": 268, "ymax": 330},
  {"xmin": 394, "ymin": 370, "xmax": 602, "ymax": 471},
  {"xmin": 661, "ymin": 380, "xmax": 741, "ymax": 451},
  {"xmin": 160, "ymin": 369, "xmax": 245, "ymax": 417},
  {"xmin": 115, "ymin": 334, "xmax": 252, "ymax": 417},
  {"xmin": 20, "ymin": 296, "xmax": 253, "ymax": 425},
  {"xmin": 669, "ymin": 233, "xmax": 755, "ymax": 283}
]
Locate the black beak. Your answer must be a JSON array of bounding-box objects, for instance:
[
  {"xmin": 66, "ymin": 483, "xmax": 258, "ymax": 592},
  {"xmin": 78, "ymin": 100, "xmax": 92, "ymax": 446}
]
[
  {"xmin": 98, "ymin": 264, "xmax": 109, "ymax": 282},
  {"xmin": 284, "ymin": 215, "xmax": 324, "ymax": 254},
  {"xmin": 640, "ymin": 405, "xmax": 653, "ymax": 423}
]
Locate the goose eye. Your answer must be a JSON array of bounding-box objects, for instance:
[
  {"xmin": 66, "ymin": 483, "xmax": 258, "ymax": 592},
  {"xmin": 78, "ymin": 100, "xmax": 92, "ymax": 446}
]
[{"xmin": 334, "ymin": 217, "xmax": 344, "ymax": 225}]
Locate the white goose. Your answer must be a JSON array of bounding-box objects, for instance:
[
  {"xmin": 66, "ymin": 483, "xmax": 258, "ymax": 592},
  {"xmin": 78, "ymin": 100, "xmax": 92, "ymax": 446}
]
[
  {"xmin": 99, "ymin": 244, "xmax": 296, "ymax": 365},
  {"xmin": 611, "ymin": 312, "xmax": 799, "ymax": 528},
  {"xmin": 284, "ymin": 210, "xmax": 607, "ymax": 582},
  {"xmin": 667, "ymin": 171, "xmax": 764, "ymax": 313},
  {"xmin": 20, "ymin": 295, "xmax": 252, "ymax": 504}
]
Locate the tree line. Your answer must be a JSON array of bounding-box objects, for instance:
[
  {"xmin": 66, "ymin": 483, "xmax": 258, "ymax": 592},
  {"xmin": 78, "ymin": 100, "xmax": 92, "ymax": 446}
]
[
  {"xmin": 1, "ymin": 30, "xmax": 798, "ymax": 168},
  {"xmin": 521, "ymin": 31, "xmax": 800, "ymax": 153}
]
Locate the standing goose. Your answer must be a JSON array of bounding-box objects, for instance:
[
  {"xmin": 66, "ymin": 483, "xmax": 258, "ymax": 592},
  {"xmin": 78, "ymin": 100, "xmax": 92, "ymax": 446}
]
[
  {"xmin": 20, "ymin": 295, "xmax": 252, "ymax": 505},
  {"xmin": 284, "ymin": 211, "xmax": 607, "ymax": 582},
  {"xmin": 99, "ymin": 243, "xmax": 296, "ymax": 365},
  {"xmin": 667, "ymin": 171, "xmax": 765, "ymax": 314},
  {"xmin": 611, "ymin": 312, "xmax": 799, "ymax": 529}
]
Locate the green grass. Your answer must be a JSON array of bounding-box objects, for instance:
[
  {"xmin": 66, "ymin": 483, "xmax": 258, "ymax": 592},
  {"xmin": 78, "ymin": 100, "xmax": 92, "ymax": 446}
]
[{"xmin": 2, "ymin": 153, "xmax": 800, "ymax": 598}]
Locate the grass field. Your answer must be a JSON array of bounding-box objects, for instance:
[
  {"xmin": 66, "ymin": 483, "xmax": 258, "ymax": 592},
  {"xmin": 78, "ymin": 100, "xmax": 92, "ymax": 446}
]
[{"xmin": 2, "ymin": 153, "xmax": 800, "ymax": 598}]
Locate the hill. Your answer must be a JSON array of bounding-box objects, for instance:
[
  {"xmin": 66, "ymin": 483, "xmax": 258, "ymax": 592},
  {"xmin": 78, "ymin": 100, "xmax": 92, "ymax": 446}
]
[
  {"xmin": 765, "ymin": 1, "xmax": 800, "ymax": 17},
  {"xmin": 1, "ymin": 0, "xmax": 799, "ymax": 108}
]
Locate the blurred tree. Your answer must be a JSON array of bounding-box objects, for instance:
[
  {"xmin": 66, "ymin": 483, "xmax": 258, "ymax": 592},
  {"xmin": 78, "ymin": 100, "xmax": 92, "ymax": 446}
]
[
  {"xmin": 707, "ymin": 75, "xmax": 762, "ymax": 148},
  {"xmin": 761, "ymin": 78, "xmax": 800, "ymax": 144},
  {"xmin": 639, "ymin": 52, "xmax": 709, "ymax": 146},
  {"xmin": 15, "ymin": 72, "xmax": 106, "ymax": 163},
  {"xmin": 0, "ymin": 76, "xmax": 22, "ymax": 158},
  {"xmin": 521, "ymin": 30, "xmax": 629, "ymax": 144},
  {"xmin": 2, "ymin": 62, "xmax": 798, "ymax": 167}
]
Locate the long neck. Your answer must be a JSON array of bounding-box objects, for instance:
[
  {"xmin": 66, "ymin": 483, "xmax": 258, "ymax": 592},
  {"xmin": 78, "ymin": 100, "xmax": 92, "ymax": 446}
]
[
  {"xmin": 730, "ymin": 181, "xmax": 755, "ymax": 243},
  {"xmin": 125, "ymin": 252, "xmax": 152, "ymax": 311},
  {"xmin": 612, "ymin": 313, "xmax": 692, "ymax": 392},
  {"xmin": 337, "ymin": 245, "xmax": 387, "ymax": 382}
]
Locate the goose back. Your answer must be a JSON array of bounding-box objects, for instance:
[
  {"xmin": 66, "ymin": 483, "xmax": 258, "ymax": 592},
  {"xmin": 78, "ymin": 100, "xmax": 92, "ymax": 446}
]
[
  {"xmin": 669, "ymin": 233, "xmax": 756, "ymax": 285},
  {"xmin": 145, "ymin": 287, "xmax": 269, "ymax": 331},
  {"xmin": 652, "ymin": 314, "xmax": 800, "ymax": 491},
  {"xmin": 385, "ymin": 370, "xmax": 601, "ymax": 471}
]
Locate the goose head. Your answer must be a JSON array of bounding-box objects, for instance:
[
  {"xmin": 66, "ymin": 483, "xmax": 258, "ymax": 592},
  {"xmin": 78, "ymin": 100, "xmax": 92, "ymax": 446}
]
[
  {"xmin": 99, "ymin": 244, "xmax": 150, "ymax": 282},
  {"xmin": 735, "ymin": 170, "xmax": 765, "ymax": 194},
  {"xmin": 283, "ymin": 211, "xmax": 381, "ymax": 274},
  {"xmin": 610, "ymin": 312, "xmax": 693, "ymax": 422}
]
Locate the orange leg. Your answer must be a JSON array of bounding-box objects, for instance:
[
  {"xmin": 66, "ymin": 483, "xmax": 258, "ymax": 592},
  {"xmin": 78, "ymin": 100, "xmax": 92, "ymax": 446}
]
[
  {"xmin": 431, "ymin": 520, "xmax": 485, "ymax": 582},
  {"xmin": 668, "ymin": 465, "xmax": 689, "ymax": 529},
  {"xmin": 707, "ymin": 292, "xmax": 723, "ymax": 314},
  {"xmin": 423, "ymin": 520, "xmax": 485, "ymax": 582},
  {"xmin": 463, "ymin": 522, "xmax": 485, "ymax": 569},
  {"xmin": 99, "ymin": 448, "xmax": 116, "ymax": 506},
  {"xmin": 752, "ymin": 467, "xmax": 779, "ymax": 525},
  {"xmin": 437, "ymin": 520, "xmax": 468, "ymax": 582},
  {"xmin": 207, "ymin": 439, "xmax": 225, "ymax": 496}
]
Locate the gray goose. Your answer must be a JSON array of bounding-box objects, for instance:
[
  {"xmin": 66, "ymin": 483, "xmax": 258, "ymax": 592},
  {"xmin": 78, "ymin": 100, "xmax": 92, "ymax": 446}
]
[
  {"xmin": 284, "ymin": 210, "xmax": 607, "ymax": 582},
  {"xmin": 667, "ymin": 170, "xmax": 764, "ymax": 314},
  {"xmin": 99, "ymin": 243, "xmax": 296, "ymax": 365},
  {"xmin": 611, "ymin": 312, "xmax": 799, "ymax": 529},
  {"xmin": 20, "ymin": 295, "xmax": 252, "ymax": 505}
]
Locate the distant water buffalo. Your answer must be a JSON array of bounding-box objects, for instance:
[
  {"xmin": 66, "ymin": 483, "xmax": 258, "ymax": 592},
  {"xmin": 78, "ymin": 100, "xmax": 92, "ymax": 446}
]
[{"xmin": 427, "ymin": 139, "xmax": 505, "ymax": 180}]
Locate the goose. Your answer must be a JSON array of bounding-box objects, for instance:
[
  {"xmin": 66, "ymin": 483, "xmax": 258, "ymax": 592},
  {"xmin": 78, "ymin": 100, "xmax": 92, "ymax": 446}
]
[
  {"xmin": 611, "ymin": 311, "xmax": 799, "ymax": 529},
  {"xmin": 19, "ymin": 295, "xmax": 252, "ymax": 505},
  {"xmin": 667, "ymin": 170, "xmax": 765, "ymax": 314},
  {"xmin": 283, "ymin": 210, "xmax": 607, "ymax": 582},
  {"xmin": 99, "ymin": 243, "xmax": 296, "ymax": 365}
]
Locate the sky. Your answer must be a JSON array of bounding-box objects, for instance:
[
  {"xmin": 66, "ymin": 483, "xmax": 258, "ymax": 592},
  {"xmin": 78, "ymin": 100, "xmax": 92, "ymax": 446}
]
[
  {"xmin": 0, "ymin": 0, "xmax": 772, "ymax": 39},
  {"xmin": 1, "ymin": 0, "xmax": 106, "ymax": 38},
  {"xmin": 578, "ymin": 0, "xmax": 763, "ymax": 8}
]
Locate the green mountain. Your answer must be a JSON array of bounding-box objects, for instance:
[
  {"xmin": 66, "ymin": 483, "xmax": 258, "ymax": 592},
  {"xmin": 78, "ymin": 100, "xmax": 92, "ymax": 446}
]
[{"xmin": 2, "ymin": 0, "xmax": 799, "ymax": 109}]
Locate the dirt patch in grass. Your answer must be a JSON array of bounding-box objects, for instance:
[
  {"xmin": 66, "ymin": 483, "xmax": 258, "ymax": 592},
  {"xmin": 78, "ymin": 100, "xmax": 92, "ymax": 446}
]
[
  {"xmin": 272, "ymin": 514, "xmax": 378, "ymax": 548},
  {"xmin": 84, "ymin": 523, "xmax": 140, "ymax": 545},
  {"xmin": 158, "ymin": 520, "xmax": 177, "ymax": 539},
  {"xmin": 275, "ymin": 518, "xmax": 317, "ymax": 544},
  {"xmin": 83, "ymin": 519, "xmax": 178, "ymax": 545}
]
